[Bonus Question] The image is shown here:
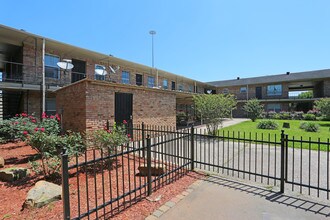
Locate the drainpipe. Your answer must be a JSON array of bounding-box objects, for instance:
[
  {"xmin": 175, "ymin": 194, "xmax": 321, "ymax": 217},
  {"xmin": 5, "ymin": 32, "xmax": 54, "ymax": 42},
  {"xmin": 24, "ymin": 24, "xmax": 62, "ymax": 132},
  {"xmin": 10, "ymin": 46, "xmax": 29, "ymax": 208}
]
[
  {"xmin": 156, "ymin": 68, "xmax": 158, "ymax": 87},
  {"xmin": 42, "ymin": 38, "xmax": 45, "ymax": 117},
  {"xmin": 247, "ymin": 84, "xmax": 249, "ymax": 100}
]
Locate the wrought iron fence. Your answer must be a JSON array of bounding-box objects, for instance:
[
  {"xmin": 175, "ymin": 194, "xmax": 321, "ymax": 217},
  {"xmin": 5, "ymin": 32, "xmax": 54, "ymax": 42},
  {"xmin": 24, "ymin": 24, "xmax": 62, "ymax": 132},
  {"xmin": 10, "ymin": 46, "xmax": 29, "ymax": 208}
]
[
  {"xmin": 61, "ymin": 124, "xmax": 191, "ymax": 219},
  {"xmin": 61, "ymin": 124, "xmax": 330, "ymax": 219}
]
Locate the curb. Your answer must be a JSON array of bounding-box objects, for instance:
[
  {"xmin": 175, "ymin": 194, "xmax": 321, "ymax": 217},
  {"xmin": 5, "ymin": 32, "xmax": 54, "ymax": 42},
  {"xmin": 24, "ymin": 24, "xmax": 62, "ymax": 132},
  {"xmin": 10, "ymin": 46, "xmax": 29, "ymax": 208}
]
[{"xmin": 144, "ymin": 179, "xmax": 204, "ymax": 220}]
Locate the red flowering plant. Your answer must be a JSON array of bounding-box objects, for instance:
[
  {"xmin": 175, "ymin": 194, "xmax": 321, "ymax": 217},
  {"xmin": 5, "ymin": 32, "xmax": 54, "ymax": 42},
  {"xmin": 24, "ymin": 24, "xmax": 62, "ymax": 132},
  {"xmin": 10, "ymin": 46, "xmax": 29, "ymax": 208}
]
[
  {"xmin": 87, "ymin": 121, "xmax": 130, "ymax": 156},
  {"xmin": 0, "ymin": 113, "xmax": 38, "ymax": 142}
]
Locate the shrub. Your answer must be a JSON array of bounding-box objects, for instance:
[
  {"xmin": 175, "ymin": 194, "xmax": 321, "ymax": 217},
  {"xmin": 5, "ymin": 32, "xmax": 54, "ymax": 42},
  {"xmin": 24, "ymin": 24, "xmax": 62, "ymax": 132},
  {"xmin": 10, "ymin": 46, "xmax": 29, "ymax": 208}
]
[
  {"xmin": 302, "ymin": 113, "xmax": 316, "ymax": 121},
  {"xmin": 299, "ymin": 122, "xmax": 320, "ymax": 132},
  {"xmin": 315, "ymin": 98, "xmax": 330, "ymax": 119},
  {"xmin": 243, "ymin": 99, "xmax": 264, "ymax": 122},
  {"xmin": 87, "ymin": 122, "xmax": 130, "ymax": 155},
  {"xmin": 28, "ymin": 130, "xmax": 86, "ymax": 177},
  {"xmin": 279, "ymin": 111, "xmax": 290, "ymax": 120},
  {"xmin": 257, "ymin": 120, "xmax": 279, "ymax": 130},
  {"xmin": 0, "ymin": 113, "xmax": 38, "ymax": 141},
  {"xmin": 291, "ymin": 111, "xmax": 304, "ymax": 120}
]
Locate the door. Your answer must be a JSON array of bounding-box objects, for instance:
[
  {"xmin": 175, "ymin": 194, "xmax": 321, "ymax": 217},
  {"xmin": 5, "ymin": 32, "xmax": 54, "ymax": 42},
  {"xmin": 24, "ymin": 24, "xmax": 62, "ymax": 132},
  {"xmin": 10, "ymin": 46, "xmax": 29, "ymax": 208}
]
[
  {"xmin": 71, "ymin": 59, "xmax": 86, "ymax": 83},
  {"xmin": 136, "ymin": 74, "xmax": 143, "ymax": 86},
  {"xmin": 256, "ymin": 87, "xmax": 262, "ymax": 99},
  {"xmin": 171, "ymin": 81, "xmax": 176, "ymax": 90},
  {"xmin": 115, "ymin": 92, "xmax": 133, "ymax": 135}
]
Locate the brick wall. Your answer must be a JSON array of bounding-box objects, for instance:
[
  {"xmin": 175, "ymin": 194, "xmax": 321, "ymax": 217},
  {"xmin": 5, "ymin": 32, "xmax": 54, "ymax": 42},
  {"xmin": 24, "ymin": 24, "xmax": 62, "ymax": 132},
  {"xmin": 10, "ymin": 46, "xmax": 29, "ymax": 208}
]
[
  {"xmin": 56, "ymin": 82, "xmax": 87, "ymax": 132},
  {"xmin": 56, "ymin": 79, "xmax": 176, "ymax": 132},
  {"xmin": 217, "ymin": 82, "xmax": 289, "ymax": 100},
  {"xmin": 324, "ymin": 80, "xmax": 330, "ymax": 97}
]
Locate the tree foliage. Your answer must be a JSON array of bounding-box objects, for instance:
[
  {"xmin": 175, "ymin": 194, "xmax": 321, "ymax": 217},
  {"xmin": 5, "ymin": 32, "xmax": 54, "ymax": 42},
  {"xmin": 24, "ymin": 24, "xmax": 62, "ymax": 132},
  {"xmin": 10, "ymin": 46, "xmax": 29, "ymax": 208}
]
[
  {"xmin": 193, "ymin": 94, "xmax": 236, "ymax": 135},
  {"xmin": 315, "ymin": 98, "xmax": 330, "ymax": 120},
  {"xmin": 298, "ymin": 91, "xmax": 313, "ymax": 99},
  {"xmin": 243, "ymin": 99, "xmax": 264, "ymax": 122}
]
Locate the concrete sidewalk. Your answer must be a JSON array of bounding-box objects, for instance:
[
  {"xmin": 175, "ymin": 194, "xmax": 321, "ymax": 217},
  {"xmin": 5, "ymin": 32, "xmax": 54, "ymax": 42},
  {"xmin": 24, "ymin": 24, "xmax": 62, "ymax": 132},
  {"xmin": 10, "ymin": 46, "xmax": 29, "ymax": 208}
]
[{"xmin": 157, "ymin": 175, "xmax": 330, "ymax": 220}]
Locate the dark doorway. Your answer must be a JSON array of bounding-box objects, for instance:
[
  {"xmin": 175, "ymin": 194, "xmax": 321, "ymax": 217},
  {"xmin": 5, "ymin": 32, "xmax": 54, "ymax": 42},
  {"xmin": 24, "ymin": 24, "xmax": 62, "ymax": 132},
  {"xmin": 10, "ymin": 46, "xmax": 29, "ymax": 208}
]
[
  {"xmin": 256, "ymin": 87, "xmax": 262, "ymax": 99},
  {"xmin": 136, "ymin": 74, "xmax": 143, "ymax": 86},
  {"xmin": 71, "ymin": 59, "xmax": 86, "ymax": 83},
  {"xmin": 115, "ymin": 92, "xmax": 133, "ymax": 136},
  {"xmin": 171, "ymin": 81, "xmax": 176, "ymax": 90}
]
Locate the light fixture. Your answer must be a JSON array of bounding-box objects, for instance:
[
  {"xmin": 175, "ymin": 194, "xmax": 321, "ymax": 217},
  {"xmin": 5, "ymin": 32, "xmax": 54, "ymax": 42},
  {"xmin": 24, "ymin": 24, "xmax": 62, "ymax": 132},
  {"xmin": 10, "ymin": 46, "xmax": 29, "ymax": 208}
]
[{"xmin": 57, "ymin": 59, "xmax": 74, "ymax": 71}]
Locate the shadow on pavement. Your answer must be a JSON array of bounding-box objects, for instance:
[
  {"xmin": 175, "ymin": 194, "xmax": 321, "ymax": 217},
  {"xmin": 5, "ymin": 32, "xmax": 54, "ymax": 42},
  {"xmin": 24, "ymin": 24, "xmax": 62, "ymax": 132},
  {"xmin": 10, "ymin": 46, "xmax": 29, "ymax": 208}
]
[{"xmin": 205, "ymin": 175, "xmax": 330, "ymax": 218}]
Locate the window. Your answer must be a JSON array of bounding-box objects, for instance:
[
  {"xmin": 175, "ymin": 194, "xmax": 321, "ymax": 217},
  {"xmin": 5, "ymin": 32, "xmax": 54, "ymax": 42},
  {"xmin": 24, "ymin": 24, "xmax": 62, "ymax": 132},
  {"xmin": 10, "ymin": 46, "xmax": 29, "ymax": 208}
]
[
  {"xmin": 46, "ymin": 98, "xmax": 56, "ymax": 116},
  {"xmin": 121, "ymin": 71, "xmax": 130, "ymax": 84},
  {"xmin": 45, "ymin": 54, "xmax": 60, "ymax": 79},
  {"xmin": 223, "ymin": 88, "xmax": 229, "ymax": 94},
  {"xmin": 136, "ymin": 74, "xmax": 143, "ymax": 86},
  {"xmin": 94, "ymin": 64, "xmax": 106, "ymax": 80},
  {"xmin": 267, "ymin": 104, "xmax": 281, "ymax": 112},
  {"xmin": 189, "ymin": 85, "xmax": 193, "ymax": 92},
  {"xmin": 178, "ymin": 84, "xmax": 184, "ymax": 91},
  {"xmin": 267, "ymin": 84, "xmax": 282, "ymax": 96},
  {"xmin": 147, "ymin": 76, "xmax": 155, "ymax": 88},
  {"xmin": 163, "ymin": 79, "xmax": 168, "ymax": 89},
  {"xmin": 240, "ymin": 87, "xmax": 247, "ymax": 93}
]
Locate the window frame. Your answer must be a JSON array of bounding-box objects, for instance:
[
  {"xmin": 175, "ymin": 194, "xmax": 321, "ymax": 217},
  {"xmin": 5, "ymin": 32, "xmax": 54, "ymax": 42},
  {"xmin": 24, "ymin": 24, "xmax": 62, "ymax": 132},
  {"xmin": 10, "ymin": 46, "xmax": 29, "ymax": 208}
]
[
  {"xmin": 121, "ymin": 71, "xmax": 130, "ymax": 84},
  {"xmin": 267, "ymin": 84, "xmax": 282, "ymax": 96},
  {"xmin": 163, "ymin": 79, "xmax": 168, "ymax": 89},
  {"xmin": 45, "ymin": 54, "xmax": 60, "ymax": 79},
  {"xmin": 45, "ymin": 98, "xmax": 56, "ymax": 116},
  {"xmin": 147, "ymin": 76, "xmax": 155, "ymax": 88},
  {"xmin": 240, "ymin": 87, "xmax": 247, "ymax": 93}
]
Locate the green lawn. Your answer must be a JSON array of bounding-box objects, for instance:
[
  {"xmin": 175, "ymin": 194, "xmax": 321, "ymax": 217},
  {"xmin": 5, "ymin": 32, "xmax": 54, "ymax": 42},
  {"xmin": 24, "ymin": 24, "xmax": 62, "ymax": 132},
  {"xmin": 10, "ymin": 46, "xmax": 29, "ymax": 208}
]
[{"xmin": 218, "ymin": 119, "xmax": 330, "ymax": 150}]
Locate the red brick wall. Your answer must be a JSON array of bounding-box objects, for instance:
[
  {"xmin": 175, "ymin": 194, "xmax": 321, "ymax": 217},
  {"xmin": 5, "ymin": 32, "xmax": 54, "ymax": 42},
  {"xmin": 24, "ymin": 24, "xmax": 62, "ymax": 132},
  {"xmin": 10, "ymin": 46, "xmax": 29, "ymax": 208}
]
[
  {"xmin": 56, "ymin": 82, "xmax": 87, "ymax": 132},
  {"xmin": 56, "ymin": 80, "xmax": 176, "ymax": 132}
]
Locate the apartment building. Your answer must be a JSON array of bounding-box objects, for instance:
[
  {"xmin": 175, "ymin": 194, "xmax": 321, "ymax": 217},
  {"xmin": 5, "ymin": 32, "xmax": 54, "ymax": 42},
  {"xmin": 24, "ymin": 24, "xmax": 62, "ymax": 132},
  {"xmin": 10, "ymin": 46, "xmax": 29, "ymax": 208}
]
[
  {"xmin": 208, "ymin": 70, "xmax": 330, "ymax": 117},
  {"xmin": 0, "ymin": 24, "xmax": 215, "ymax": 130}
]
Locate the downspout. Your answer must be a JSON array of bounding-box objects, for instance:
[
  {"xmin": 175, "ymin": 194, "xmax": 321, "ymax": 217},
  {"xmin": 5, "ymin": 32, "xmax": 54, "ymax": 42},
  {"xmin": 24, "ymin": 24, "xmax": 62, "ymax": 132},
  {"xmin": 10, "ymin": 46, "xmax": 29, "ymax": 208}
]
[
  {"xmin": 156, "ymin": 68, "xmax": 158, "ymax": 87},
  {"xmin": 42, "ymin": 38, "xmax": 45, "ymax": 117}
]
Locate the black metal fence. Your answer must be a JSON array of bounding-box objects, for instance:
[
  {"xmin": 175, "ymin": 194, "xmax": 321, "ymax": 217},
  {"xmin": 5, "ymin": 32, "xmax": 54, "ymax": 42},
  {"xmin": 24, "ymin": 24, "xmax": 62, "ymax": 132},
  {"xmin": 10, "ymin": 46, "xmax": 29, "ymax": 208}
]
[
  {"xmin": 61, "ymin": 124, "xmax": 191, "ymax": 219},
  {"xmin": 61, "ymin": 124, "xmax": 330, "ymax": 219}
]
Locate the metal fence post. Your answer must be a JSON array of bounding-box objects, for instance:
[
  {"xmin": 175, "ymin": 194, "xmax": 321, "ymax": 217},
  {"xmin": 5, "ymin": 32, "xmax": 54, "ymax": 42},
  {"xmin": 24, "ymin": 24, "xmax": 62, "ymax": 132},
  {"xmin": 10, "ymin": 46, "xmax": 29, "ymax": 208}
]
[
  {"xmin": 61, "ymin": 148, "xmax": 70, "ymax": 220},
  {"xmin": 142, "ymin": 122, "xmax": 145, "ymax": 157},
  {"xmin": 285, "ymin": 134, "xmax": 288, "ymax": 181},
  {"xmin": 280, "ymin": 130, "xmax": 285, "ymax": 193},
  {"xmin": 146, "ymin": 135, "xmax": 152, "ymax": 196},
  {"xmin": 190, "ymin": 125, "xmax": 195, "ymax": 171}
]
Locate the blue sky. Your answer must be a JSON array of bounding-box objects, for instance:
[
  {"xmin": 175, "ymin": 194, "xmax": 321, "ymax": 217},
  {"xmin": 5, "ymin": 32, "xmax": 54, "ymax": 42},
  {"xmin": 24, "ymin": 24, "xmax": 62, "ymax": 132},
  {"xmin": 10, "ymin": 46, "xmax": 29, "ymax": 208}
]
[{"xmin": 1, "ymin": 0, "xmax": 329, "ymax": 82}]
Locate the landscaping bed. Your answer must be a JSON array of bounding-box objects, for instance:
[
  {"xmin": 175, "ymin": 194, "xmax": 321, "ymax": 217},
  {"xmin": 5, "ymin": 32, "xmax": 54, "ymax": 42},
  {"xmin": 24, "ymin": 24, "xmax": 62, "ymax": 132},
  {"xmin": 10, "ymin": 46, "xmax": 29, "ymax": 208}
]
[{"xmin": 0, "ymin": 142, "xmax": 204, "ymax": 220}]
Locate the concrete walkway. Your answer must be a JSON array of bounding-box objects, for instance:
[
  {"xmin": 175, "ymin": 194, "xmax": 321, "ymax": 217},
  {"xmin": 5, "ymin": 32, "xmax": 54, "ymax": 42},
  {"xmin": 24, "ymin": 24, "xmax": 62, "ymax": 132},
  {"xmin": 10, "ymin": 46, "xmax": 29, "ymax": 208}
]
[{"xmin": 159, "ymin": 175, "xmax": 330, "ymax": 220}]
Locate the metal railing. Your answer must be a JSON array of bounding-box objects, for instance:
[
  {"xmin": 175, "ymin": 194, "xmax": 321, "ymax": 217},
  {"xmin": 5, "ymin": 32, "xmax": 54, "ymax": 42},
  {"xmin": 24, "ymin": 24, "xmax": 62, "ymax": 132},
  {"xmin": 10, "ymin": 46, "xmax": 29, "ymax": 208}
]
[
  {"xmin": 61, "ymin": 123, "xmax": 191, "ymax": 219},
  {"xmin": 61, "ymin": 124, "xmax": 330, "ymax": 219}
]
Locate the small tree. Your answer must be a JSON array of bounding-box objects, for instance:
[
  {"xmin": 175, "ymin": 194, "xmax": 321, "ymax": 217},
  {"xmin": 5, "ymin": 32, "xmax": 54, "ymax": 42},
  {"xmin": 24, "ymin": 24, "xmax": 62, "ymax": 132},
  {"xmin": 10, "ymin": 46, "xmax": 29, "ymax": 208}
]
[
  {"xmin": 315, "ymin": 98, "xmax": 330, "ymax": 120},
  {"xmin": 243, "ymin": 99, "xmax": 264, "ymax": 122},
  {"xmin": 193, "ymin": 94, "xmax": 236, "ymax": 135}
]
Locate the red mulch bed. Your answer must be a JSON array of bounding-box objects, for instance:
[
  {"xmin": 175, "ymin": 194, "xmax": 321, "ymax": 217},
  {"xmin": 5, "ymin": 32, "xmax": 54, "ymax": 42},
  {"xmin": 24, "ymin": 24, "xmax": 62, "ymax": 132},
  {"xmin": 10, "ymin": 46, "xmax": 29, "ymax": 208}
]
[{"xmin": 0, "ymin": 142, "xmax": 204, "ymax": 220}]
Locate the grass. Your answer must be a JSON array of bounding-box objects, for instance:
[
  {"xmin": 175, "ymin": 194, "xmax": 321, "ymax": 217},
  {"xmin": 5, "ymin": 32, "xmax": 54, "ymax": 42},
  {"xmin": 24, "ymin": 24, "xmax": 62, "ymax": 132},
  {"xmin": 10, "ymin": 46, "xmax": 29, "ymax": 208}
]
[{"xmin": 218, "ymin": 119, "xmax": 330, "ymax": 151}]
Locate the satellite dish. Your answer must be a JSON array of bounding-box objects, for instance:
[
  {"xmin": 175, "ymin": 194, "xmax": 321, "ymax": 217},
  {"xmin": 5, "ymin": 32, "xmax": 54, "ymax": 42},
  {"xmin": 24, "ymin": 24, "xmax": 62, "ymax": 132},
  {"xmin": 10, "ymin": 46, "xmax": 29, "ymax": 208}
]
[
  {"xmin": 109, "ymin": 65, "xmax": 120, "ymax": 73},
  {"xmin": 57, "ymin": 59, "xmax": 74, "ymax": 70},
  {"xmin": 95, "ymin": 66, "xmax": 108, "ymax": 76},
  {"xmin": 207, "ymin": 90, "xmax": 213, "ymax": 94}
]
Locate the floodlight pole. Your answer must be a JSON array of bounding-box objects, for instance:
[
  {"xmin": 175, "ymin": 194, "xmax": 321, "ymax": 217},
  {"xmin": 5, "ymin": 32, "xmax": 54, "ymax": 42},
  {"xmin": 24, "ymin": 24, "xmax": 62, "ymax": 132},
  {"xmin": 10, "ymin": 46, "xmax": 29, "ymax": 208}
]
[
  {"xmin": 149, "ymin": 30, "xmax": 156, "ymax": 86},
  {"xmin": 149, "ymin": 30, "xmax": 156, "ymax": 68}
]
